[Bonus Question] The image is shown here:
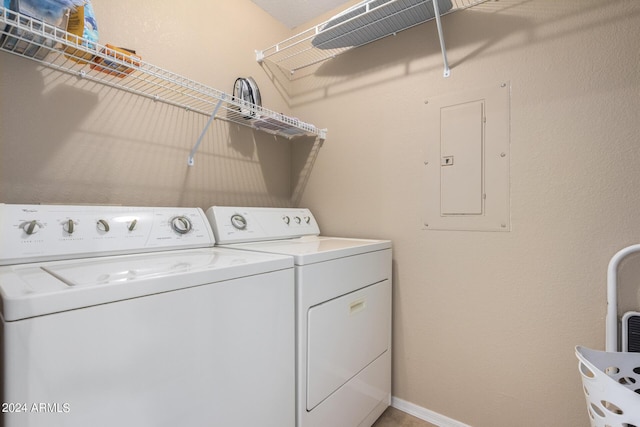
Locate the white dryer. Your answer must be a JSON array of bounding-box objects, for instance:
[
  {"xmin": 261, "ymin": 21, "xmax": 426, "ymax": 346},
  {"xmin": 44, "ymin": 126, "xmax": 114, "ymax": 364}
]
[
  {"xmin": 0, "ymin": 204, "xmax": 295, "ymax": 427},
  {"xmin": 207, "ymin": 206, "xmax": 392, "ymax": 427}
]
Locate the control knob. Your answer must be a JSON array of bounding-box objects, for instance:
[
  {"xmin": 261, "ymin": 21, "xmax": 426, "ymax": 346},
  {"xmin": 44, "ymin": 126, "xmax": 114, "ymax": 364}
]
[
  {"xmin": 294, "ymin": 216, "xmax": 301, "ymax": 224},
  {"xmin": 96, "ymin": 219, "xmax": 110, "ymax": 233},
  {"xmin": 62, "ymin": 219, "xmax": 76, "ymax": 234},
  {"xmin": 231, "ymin": 214, "xmax": 247, "ymax": 230},
  {"xmin": 171, "ymin": 216, "xmax": 192, "ymax": 234},
  {"xmin": 22, "ymin": 220, "xmax": 42, "ymax": 235},
  {"xmin": 282, "ymin": 216, "xmax": 290, "ymax": 225}
]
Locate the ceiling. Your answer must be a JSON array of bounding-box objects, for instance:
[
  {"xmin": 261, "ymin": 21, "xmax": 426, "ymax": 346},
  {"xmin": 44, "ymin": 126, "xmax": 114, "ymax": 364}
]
[{"xmin": 250, "ymin": 0, "xmax": 354, "ymax": 29}]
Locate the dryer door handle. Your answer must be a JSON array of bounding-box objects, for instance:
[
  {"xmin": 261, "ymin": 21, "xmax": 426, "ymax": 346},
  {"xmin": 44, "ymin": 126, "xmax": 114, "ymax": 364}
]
[{"xmin": 349, "ymin": 299, "xmax": 366, "ymax": 315}]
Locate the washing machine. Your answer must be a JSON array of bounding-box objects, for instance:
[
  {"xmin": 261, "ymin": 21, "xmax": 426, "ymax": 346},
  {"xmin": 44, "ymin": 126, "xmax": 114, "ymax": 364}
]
[
  {"xmin": 0, "ymin": 204, "xmax": 295, "ymax": 427},
  {"xmin": 206, "ymin": 206, "xmax": 392, "ymax": 427}
]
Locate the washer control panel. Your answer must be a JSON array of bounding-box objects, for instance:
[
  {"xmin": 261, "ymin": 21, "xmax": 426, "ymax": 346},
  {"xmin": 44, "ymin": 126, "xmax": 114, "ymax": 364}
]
[
  {"xmin": 0, "ymin": 204, "xmax": 215, "ymax": 265},
  {"xmin": 206, "ymin": 206, "xmax": 320, "ymax": 244}
]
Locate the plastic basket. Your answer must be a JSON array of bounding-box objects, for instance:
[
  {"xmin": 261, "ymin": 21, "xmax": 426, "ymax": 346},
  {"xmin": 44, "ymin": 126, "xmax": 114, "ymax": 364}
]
[{"xmin": 575, "ymin": 346, "xmax": 640, "ymax": 427}]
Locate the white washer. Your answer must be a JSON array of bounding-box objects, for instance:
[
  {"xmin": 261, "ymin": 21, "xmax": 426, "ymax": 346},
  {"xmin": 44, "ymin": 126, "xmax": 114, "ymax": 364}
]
[
  {"xmin": 207, "ymin": 206, "xmax": 392, "ymax": 427},
  {"xmin": 0, "ymin": 204, "xmax": 295, "ymax": 427}
]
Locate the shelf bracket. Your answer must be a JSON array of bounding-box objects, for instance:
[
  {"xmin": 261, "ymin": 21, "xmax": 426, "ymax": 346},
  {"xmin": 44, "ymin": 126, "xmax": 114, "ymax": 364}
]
[
  {"xmin": 432, "ymin": 0, "xmax": 451, "ymax": 78},
  {"xmin": 188, "ymin": 97, "xmax": 225, "ymax": 166}
]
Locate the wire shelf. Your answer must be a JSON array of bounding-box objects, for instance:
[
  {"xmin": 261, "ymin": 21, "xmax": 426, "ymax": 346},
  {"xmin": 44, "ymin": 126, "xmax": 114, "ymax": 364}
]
[
  {"xmin": 256, "ymin": 0, "xmax": 489, "ymax": 78},
  {"xmin": 0, "ymin": 6, "xmax": 326, "ymax": 155}
]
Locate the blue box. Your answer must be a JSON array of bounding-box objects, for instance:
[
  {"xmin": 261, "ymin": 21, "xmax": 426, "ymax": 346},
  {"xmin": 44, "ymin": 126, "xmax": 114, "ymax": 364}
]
[{"xmin": 1, "ymin": 0, "xmax": 69, "ymax": 60}]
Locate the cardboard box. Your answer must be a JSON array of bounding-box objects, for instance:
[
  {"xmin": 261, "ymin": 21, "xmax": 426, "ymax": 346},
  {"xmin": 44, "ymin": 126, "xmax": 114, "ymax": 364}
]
[{"xmin": 90, "ymin": 44, "xmax": 141, "ymax": 77}]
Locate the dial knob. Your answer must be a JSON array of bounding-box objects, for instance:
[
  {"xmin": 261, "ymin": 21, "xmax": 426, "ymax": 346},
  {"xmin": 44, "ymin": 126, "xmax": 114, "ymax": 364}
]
[
  {"xmin": 282, "ymin": 216, "xmax": 290, "ymax": 225},
  {"xmin": 22, "ymin": 220, "xmax": 42, "ymax": 235},
  {"xmin": 127, "ymin": 219, "xmax": 138, "ymax": 232},
  {"xmin": 96, "ymin": 219, "xmax": 110, "ymax": 233},
  {"xmin": 304, "ymin": 216, "xmax": 311, "ymax": 224},
  {"xmin": 231, "ymin": 214, "xmax": 247, "ymax": 230},
  {"xmin": 171, "ymin": 216, "xmax": 192, "ymax": 234},
  {"xmin": 62, "ymin": 219, "xmax": 76, "ymax": 234},
  {"xmin": 294, "ymin": 216, "xmax": 301, "ymax": 224}
]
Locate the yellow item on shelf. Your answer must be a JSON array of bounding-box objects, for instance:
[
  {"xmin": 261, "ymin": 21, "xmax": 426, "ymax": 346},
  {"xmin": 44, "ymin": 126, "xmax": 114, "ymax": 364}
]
[{"xmin": 64, "ymin": 5, "xmax": 94, "ymax": 63}]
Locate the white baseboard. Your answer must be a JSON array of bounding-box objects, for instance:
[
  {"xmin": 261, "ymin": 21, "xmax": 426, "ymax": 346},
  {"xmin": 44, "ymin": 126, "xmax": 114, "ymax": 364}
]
[{"xmin": 391, "ymin": 397, "xmax": 473, "ymax": 427}]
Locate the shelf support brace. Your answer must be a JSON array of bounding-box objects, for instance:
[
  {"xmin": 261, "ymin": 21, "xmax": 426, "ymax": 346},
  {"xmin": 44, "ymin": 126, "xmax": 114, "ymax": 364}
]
[
  {"xmin": 432, "ymin": 0, "xmax": 450, "ymax": 78},
  {"xmin": 188, "ymin": 97, "xmax": 225, "ymax": 166}
]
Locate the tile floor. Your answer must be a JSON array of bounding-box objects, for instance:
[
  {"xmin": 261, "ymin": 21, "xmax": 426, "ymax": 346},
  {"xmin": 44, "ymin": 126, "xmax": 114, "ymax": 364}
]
[{"xmin": 372, "ymin": 407, "xmax": 437, "ymax": 427}]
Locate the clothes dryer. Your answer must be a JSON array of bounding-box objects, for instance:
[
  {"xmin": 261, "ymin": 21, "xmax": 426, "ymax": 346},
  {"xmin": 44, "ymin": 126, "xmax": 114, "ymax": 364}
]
[
  {"xmin": 0, "ymin": 204, "xmax": 295, "ymax": 427},
  {"xmin": 207, "ymin": 206, "xmax": 392, "ymax": 427}
]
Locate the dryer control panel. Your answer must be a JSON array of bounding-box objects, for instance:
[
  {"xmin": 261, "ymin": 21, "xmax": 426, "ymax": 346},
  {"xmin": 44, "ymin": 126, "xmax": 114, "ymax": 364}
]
[
  {"xmin": 207, "ymin": 206, "xmax": 320, "ymax": 244},
  {"xmin": 0, "ymin": 204, "xmax": 215, "ymax": 265}
]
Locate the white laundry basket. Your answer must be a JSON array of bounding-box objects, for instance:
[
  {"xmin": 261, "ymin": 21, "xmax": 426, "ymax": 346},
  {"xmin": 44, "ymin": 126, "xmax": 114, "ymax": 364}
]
[{"xmin": 575, "ymin": 346, "xmax": 640, "ymax": 427}]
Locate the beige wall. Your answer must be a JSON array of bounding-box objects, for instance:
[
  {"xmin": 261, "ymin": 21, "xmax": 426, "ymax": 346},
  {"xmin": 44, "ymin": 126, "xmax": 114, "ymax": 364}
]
[
  {"xmin": 1, "ymin": 1, "xmax": 640, "ymax": 426},
  {"xmin": 290, "ymin": 0, "xmax": 640, "ymax": 426},
  {"xmin": 0, "ymin": 0, "xmax": 296, "ymax": 207}
]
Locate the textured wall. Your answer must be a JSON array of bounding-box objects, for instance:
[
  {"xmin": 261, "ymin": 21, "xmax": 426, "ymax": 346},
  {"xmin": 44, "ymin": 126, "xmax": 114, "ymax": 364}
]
[
  {"xmin": 0, "ymin": 0, "xmax": 296, "ymax": 208},
  {"xmin": 289, "ymin": 0, "xmax": 640, "ymax": 425},
  {"xmin": 2, "ymin": 1, "xmax": 639, "ymax": 426}
]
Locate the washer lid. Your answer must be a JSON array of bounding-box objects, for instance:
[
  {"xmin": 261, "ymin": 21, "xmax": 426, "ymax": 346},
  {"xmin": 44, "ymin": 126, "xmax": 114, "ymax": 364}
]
[
  {"xmin": 223, "ymin": 236, "xmax": 391, "ymax": 265},
  {"xmin": 0, "ymin": 248, "xmax": 292, "ymax": 321}
]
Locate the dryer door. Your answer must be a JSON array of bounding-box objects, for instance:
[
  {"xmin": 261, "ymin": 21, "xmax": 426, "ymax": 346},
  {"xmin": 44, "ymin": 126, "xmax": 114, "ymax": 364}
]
[{"xmin": 306, "ymin": 279, "xmax": 391, "ymax": 410}]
